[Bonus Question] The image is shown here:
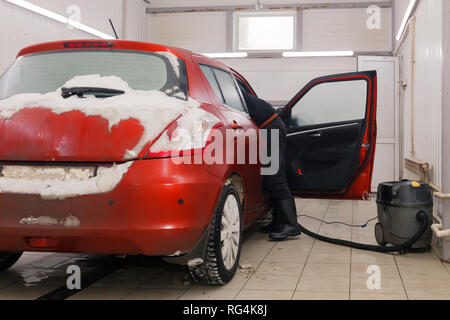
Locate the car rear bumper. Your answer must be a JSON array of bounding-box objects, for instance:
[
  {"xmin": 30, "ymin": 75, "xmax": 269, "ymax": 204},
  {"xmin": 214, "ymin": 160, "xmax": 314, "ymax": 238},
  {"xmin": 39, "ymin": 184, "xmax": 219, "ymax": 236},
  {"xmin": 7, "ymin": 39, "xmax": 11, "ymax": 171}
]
[{"xmin": 0, "ymin": 159, "xmax": 224, "ymax": 256}]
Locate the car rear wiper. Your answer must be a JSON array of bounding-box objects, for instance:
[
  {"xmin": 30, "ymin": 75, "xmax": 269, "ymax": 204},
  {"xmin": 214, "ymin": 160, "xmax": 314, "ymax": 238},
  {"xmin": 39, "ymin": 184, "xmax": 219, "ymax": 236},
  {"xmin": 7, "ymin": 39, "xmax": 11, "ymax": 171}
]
[{"xmin": 61, "ymin": 87, "xmax": 125, "ymax": 99}]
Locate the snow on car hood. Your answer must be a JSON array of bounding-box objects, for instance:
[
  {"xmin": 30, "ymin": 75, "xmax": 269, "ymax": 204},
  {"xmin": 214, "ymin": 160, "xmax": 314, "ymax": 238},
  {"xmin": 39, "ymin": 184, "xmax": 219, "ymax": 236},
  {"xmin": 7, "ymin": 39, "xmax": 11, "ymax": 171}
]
[{"xmin": 0, "ymin": 75, "xmax": 205, "ymax": 160}]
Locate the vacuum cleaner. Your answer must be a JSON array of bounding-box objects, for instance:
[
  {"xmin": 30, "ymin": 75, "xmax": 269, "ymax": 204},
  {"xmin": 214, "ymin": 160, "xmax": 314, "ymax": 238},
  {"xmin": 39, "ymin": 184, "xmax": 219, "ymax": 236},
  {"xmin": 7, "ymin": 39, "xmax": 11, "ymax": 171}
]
[{"xmin": 298, "ymin": 180, "xmax": 433, "ymax": 254}]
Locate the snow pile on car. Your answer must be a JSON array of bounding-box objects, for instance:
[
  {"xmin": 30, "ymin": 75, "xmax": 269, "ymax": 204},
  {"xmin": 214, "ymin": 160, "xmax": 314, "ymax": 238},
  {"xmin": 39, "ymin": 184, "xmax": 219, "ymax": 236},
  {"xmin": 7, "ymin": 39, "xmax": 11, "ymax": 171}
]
[
  {"xmin": 0, "ymin": 75, "xmax": 217, "ymax": 199},
  {"xmin": 0, "ymin": 162, "xmax": 132, "ymax": 200},
  {"xmin": 0, "ymin": 74, "xmax": 204, "ymax": 159}
]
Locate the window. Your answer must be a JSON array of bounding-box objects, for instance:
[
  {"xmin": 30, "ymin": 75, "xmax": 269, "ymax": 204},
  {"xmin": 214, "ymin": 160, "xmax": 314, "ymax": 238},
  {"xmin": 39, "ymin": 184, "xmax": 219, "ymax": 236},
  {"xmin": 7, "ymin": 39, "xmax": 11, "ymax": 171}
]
[
  {"xmin": 199, "ymin": 65, "xmax": 224, "ymax": 103},
  {"xmin": 235, "ymin": 11, "xmax": 296, "ymax": 51},
  {"xmin": 0, "ymin": 50, "xmax": 188, "ymax": 100},
  {"xmin": 290, "ymin": 80, "xmax": 368, "ymax": 127},
  {"xmin": 213, "ymin": 68, "xmax": 245, "ymax": 112},
  {"xmin": 199, "ymin": 65, "xmax": 246, "ymax": 113}
]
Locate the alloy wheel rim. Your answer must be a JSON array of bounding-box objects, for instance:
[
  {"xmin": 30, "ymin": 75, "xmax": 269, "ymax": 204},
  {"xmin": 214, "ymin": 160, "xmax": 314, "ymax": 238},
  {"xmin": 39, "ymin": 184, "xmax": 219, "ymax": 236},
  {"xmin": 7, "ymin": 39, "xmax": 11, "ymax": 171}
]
[{"xmin": 220, "ymin": 194, "xmax": 240, "ymax": 270}]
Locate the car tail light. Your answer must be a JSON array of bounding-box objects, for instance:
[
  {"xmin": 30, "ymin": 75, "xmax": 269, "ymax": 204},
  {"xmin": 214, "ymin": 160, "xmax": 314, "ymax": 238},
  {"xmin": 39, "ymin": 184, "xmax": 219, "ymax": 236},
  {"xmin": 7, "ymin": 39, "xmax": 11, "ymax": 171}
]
[
  {"xmin": 145, "ymin": 113, "xmax": 222, "ymax": 159},
  {"xmin": 28, "ymin": 237, "xmax": 58, "ymax": 248},
  {"xmin": 63, "ymin": 41, "xmax": 113, "ymax": 48}
]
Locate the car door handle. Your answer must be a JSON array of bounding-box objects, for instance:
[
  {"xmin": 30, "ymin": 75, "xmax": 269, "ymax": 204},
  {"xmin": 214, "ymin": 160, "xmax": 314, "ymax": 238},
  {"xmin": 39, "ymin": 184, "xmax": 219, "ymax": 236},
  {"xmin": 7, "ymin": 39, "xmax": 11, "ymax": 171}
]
[
  {"xmin": 231, "ymin": 121, "xmax": 243, "ymax": 130},
  {"xmin": 309, "ymin": 132, "xmax": 322, "ymax": 137}
]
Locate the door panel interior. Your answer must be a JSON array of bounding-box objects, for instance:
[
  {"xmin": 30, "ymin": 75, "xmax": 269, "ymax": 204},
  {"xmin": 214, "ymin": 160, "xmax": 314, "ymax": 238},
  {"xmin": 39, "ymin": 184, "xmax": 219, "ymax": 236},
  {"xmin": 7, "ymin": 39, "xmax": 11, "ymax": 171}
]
[
  {"xmin": 285, "ymin": 120, "xmax": 364, "ymax": 192},
  {"xmin": 280, "ymin": 71, "xmax": 377, "ymax": 199}
]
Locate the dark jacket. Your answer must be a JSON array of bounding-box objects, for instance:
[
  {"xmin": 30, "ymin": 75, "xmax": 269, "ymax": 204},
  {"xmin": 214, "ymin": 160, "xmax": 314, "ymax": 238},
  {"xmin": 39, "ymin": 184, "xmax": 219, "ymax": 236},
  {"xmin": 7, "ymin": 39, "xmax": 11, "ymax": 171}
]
[{"xmin": 241, "ymin": 90, "xmax": 286, "ymax": 132}]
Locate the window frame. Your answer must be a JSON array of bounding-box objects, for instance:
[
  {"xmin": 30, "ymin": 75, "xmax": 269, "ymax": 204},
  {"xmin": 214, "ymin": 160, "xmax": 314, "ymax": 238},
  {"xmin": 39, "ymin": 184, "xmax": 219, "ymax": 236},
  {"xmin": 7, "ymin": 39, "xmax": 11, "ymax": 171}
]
[
  {"xmin": 233, "ymin": 10, "xmax": 297, "ymax": 52},
  {"xmin": 198, "ymin": 63, "xmax": 248, "ymax": 114}
]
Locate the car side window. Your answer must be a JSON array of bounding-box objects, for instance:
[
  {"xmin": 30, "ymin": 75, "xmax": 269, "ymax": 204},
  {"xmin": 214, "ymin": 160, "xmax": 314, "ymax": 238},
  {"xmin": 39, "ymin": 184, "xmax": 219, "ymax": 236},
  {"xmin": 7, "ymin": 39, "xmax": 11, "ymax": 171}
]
[
  {"xmin": 212, "ymin": 68, "xmax": 246, "ymax": 113},
  {"xmin": 290, "ymin": 79, "xmax": 368, "ymax": 127},
  {"xmin": 199, "ymin": 65, "xmax": 225, "ymax": 104}
]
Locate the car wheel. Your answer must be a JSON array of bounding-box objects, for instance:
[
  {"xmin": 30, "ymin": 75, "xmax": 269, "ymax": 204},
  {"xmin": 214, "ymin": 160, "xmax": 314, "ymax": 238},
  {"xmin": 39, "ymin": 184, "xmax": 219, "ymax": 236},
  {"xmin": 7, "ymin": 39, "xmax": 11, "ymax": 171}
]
[
  {"xmin": 189, "ymin": 183, "xmax": 243, "ymax": 285},
  {"xmin": 0, "ymin": 252, "xmax": 23, "ymax": 272}
]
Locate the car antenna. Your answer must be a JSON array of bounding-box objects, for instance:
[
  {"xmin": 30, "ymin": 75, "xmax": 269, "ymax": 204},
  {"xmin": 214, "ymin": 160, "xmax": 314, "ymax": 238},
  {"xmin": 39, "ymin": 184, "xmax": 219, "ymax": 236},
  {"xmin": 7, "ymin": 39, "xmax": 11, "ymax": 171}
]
[{"xmin": 109, "ymin": 19, "xmax": 119, "ymax": 39}]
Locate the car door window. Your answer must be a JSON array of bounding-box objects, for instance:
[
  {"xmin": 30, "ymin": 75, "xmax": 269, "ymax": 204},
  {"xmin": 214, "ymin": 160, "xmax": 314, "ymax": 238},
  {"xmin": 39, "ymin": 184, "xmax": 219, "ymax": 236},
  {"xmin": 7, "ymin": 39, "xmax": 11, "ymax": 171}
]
[
  {"xmin": 290, "ymin": 79, "xmax": 367, "ymax": 127},
  {"xmin": 212, "ymin": 68, "xmax": 246, "ymax": 113},
  {"xmin": 199, "ymin": 65, "xmax": 225, "ymax": 104}
]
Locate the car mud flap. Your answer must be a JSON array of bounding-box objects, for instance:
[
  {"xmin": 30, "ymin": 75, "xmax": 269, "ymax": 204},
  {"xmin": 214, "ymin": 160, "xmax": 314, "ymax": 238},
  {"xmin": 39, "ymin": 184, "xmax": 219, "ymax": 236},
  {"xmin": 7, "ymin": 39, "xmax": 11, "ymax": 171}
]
[{"xmin": 162, "ymin": 226, "xmax": 210, "ymax": 265}]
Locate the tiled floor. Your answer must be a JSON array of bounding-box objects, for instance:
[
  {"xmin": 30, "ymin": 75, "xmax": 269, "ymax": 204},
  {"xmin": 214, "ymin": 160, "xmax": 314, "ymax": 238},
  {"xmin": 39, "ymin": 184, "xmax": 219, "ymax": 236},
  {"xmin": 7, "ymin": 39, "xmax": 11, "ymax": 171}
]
[{"xmin": 1, "ymin": 198, "xmax": 449, "ymax": 300}]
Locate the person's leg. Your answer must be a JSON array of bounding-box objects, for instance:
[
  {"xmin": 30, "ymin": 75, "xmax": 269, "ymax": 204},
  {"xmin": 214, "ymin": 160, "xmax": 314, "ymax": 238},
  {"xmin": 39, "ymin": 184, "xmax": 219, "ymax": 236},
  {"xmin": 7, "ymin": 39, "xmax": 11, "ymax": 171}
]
[
  {"xmin": 262, "ymin": 126, "xmax": 301, "ymax": 240},
  {"xmin": 258, "ymin": 205, "xmax": 279, "ymax": 233},
  {"xmin": 265, "ymin": 156, "xmax": 301, "ymax": 240}
]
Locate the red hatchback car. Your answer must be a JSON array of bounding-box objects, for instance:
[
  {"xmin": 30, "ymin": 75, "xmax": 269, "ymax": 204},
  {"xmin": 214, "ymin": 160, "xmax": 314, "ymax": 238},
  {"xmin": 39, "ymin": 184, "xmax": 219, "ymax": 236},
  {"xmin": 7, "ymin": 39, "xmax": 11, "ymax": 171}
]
[{"xmin": 0, "ymin": 40, "xmax": 377, "ymax": 285}]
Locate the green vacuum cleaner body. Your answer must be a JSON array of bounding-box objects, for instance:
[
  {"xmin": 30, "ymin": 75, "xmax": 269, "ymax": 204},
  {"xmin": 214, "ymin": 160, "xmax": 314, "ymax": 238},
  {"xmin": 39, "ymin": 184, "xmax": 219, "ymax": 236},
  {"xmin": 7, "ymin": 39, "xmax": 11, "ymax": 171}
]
[{"xmin": 375, "ymin": 180, "xmax": 433, "ymax": 252}]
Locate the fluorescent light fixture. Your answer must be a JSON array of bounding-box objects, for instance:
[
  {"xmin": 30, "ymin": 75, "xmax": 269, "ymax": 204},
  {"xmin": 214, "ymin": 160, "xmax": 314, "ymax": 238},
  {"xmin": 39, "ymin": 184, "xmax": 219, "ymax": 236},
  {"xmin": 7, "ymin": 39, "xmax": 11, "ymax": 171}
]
[
  {"xmin": 5, "ymin": 0, "xmax": 115, "ymax": 39},
  {"xmin": 202, "ymin": 52, "xmax": 248, "ymax": 58},
  {"xmin": 396, "ymin": 0, "xmax": 417, "ymax": 41},
  {"xmin": 283, "ymin": 51, "xmax": 354, "ymax": 57}
]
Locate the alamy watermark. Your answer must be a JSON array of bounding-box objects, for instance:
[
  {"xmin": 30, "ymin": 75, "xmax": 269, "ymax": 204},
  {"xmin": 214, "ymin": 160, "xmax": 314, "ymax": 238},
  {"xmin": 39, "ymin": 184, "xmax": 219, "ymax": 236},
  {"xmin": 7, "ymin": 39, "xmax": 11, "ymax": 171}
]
[
  {"xmin": 367, "ymin": 5, "xmax": 382, "ymax": 30},
  {"xmin": 161, "ymin": 124, "xmax": 281, "ymax": 176},
  {"xmin": 66, "ymin": 265, "xmax": 81, "ymax": 290},
  {"xmin": 366, "ymin": 265, "xmax": 382, "ymax": 290}
]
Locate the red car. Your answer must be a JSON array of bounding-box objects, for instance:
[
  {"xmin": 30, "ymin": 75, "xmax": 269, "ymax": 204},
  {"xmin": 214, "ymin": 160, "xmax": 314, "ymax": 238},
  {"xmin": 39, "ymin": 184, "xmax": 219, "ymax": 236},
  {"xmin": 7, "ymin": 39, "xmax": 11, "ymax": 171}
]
[{"xmin": 0, "ymin": 40, "xmax": 377, "ymax": 285}]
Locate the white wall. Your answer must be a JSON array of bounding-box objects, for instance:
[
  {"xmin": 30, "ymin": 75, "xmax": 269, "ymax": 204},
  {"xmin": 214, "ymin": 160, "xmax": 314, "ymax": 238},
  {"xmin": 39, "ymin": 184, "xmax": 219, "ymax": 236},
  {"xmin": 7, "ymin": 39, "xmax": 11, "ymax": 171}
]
[
  {"xmin": 149, "ymin": 12, "xmax": 227, "ymax": 52},
  {"xmin": 442, "ymin": 0, "xmax": 450, "ymax": 261},
  {"xmin": 0, "ymin": 0, "xmax": 147, "ymax": 74},
  {"xmin": 302, "ymin": 8, "xmax": 391, "ymax": 52},
  {"xmin": 220, "ymin": 57, "xmax": 357, "ymax": 102},
  {"xmin": 26, "ymin": 0, "xmax": 124, "ymax": 37},
  {"xmin": 148, "ymin": 0, "xmax": 390, "ymax": 7},
  {"xmin": 146, "ymin": 3, "xmax": 393, "ymax": 103},
  {"xmin": 395, "ymin": 0, "xmax": 447, "ymax": 260},
  {"xmin": 396, "ymin": 0, "xmax": 443, "ymax": 186}
]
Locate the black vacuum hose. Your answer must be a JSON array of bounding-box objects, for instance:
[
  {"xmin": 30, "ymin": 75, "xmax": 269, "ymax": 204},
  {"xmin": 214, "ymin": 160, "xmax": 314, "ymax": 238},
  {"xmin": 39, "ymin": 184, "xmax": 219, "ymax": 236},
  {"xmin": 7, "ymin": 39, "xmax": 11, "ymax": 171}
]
[{"xmin": 298, "ymin": 211, "xmax": 429, "ymax": 253}]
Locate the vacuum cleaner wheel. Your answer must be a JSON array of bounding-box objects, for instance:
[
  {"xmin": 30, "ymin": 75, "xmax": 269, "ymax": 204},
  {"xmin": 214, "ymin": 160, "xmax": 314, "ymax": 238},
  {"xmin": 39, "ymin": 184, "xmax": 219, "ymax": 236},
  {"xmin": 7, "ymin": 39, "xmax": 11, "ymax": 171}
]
[{"xmin": 374, "ymin": 222, "xmax": 387, "ymax": 246}]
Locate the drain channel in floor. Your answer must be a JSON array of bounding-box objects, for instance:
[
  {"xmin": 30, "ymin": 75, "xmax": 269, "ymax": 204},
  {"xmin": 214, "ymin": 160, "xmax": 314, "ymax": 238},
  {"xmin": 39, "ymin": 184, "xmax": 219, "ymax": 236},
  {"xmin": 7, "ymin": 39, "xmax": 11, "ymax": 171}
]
[{"xmin": 36, "ymin": 257, "xmax": 127, "ymax": 300}]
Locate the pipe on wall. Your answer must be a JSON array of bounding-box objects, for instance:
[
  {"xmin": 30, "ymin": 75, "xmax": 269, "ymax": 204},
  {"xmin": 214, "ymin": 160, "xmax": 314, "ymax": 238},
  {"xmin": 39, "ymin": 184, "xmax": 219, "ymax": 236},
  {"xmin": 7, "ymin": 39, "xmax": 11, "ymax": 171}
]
[
  {"xmin": 409, "ymin": 16, "xmax": 416, "ymax": 158},
  {"xmin": 431, "ymin": 224, "xmax": 450, "ymax": 239}
]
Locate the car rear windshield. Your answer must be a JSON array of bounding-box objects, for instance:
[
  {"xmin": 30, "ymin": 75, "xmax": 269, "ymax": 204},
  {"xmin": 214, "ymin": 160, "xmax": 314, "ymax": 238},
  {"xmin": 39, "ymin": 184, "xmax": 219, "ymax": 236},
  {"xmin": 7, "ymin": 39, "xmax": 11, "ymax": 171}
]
[{"xmin": 0, "ymin": 50, "xmax": 188, "ymax": 100}]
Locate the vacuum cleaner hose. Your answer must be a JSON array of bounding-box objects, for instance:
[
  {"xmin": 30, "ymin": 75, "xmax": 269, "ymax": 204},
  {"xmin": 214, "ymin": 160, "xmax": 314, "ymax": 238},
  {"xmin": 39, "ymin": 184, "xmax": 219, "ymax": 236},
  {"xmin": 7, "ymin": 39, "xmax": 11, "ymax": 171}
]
[{"xmin": 298, "ymin": 211, "xmax": 429, "ymax": 253}]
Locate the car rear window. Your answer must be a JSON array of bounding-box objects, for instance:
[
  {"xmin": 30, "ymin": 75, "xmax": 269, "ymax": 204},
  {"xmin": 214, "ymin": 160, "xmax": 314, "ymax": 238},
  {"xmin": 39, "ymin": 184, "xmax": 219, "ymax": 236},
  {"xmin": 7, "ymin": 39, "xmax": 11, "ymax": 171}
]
[{"xmin": 0, "ymin": 50, "xmax": 188, "ymax": 100}]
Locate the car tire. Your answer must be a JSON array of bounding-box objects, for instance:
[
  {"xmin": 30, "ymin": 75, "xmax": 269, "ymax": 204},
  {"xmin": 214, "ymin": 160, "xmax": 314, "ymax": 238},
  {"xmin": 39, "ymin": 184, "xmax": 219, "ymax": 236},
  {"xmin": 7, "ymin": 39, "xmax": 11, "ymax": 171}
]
[
  {"xmin": 0, "ymin": 252, "xmax": 23, "ymax": 272},
  {"xmin": 189, "ymin": 183, "xmax": 243, "ymax": 285}
]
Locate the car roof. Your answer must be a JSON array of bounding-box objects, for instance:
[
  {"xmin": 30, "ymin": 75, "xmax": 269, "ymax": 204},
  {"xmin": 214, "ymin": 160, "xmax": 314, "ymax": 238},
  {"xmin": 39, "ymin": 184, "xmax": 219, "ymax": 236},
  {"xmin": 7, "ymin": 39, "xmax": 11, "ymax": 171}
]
[
  {"xmin": 17, "ymin": 40, "xmax": 230, "ymax": 68},
  {"xmin": 17, "ymin": 39, "xmax": 193, "ymax": 59}
]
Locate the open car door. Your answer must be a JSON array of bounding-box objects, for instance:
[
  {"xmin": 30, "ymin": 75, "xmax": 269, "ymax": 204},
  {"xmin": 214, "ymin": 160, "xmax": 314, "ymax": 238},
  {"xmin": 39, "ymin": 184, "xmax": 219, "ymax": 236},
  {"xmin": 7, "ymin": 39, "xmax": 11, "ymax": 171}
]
[{"xmin": 280, "ymin": 71, "xmax": 377, "ymax": 200}]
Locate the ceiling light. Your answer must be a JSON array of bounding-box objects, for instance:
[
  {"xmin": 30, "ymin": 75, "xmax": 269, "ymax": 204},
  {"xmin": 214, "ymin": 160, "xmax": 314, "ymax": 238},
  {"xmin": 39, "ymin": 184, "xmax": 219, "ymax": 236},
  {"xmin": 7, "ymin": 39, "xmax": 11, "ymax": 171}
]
[
  {"xmin": 396, "ymin": 0, "xmax": 417, "ymax": 41},
  {"xmin": 202, "ymin": 52, "xmax": 248, "ymax": 58},
  {"xmin": 5, "ymin": 0, "xmax": 114, "ymax": 39},
  {"xmin": 282, "ymin": 51, "xmax": 354, "ymax": 57}
]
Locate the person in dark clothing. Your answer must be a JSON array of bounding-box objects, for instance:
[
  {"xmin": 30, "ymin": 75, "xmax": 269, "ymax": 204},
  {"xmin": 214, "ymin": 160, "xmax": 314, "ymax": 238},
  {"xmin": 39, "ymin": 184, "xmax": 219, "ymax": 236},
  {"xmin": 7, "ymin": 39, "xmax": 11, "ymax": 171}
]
[{"xmin": 241, "ymin": 90, "xmax": 302, "ymax": 240}]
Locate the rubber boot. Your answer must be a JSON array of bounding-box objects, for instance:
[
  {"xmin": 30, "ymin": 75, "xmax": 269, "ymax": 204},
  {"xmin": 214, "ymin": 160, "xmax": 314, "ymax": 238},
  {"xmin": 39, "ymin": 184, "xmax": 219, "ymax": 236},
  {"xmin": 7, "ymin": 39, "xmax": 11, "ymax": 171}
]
[
  {"xmin": 269, "ymin": 198, "xmax": 302, "ymax": 241},
  {"xmin": 259, "ymin": 206, "xmax": 279, "ymax": 234}
]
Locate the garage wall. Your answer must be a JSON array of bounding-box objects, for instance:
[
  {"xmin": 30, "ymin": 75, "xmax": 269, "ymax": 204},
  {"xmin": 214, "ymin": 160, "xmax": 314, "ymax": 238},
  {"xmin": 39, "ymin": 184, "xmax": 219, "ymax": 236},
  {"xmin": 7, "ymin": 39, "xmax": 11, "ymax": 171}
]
[
  {"xmin": 219, "ymin": 57, "xmax": 357, "ymax": 102},
  {"xmin": 395, "ymin": 0, "xmax": 447, "ymax": 260},
  {"xmin": 442, "ymin": 0, "xmax": 450, "ymax": 261},
  {"xmin": 0, "ymin": 0, "xmax": 147, "ymax": 74},
  {"xmin": 148, "ymin": 7, "xmax": 392, "ymax": 54},
  {"xmin": 147, "ymin": 4, "xmax": 392, "ymax": 103},
  {"xmin": 396, "ymin": 0, "xmax": 443, "ymax": 186},
  {"xmin": 149, "ymin": 12, "xmax": 227, "ymax": 53},
  {"xmin": 148, "ymin": 0, "xmax": 390, "ymax": 7},
  {"xmin": 302, "ymin": 8, "xmax": 391, "ymax": 52}
]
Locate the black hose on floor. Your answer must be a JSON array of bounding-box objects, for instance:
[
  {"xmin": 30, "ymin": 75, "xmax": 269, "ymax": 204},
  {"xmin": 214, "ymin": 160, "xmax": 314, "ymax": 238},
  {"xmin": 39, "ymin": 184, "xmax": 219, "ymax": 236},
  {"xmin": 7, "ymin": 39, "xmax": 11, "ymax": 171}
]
[{"xmin": 298, "ymin": 211, "xmax": 429, "ymax": 253}]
